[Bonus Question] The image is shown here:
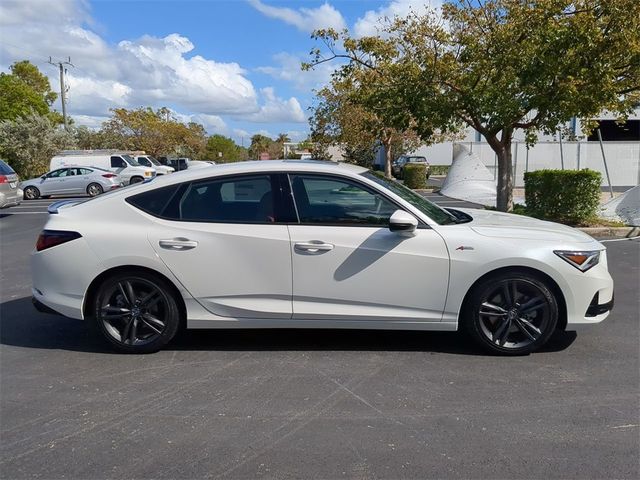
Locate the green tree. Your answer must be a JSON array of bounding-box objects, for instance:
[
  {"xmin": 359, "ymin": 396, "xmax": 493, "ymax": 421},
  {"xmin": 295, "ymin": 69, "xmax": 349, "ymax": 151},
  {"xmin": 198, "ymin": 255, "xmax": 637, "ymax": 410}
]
[
  {"xmin": 306, "ymin": 32, "xmax": 425, "ymax": 177},
  {"xmin": 0, "ymin": 61, "xmax": 60, "ymax": 123},
  {"xmin": 205, "ymin": 134, "xmax": 243, "ymax": 163},
  {"xmin": 309, "ymin": 0, "xmax": 640, "ymax": 210},
  {"xmin": 248, "ymin": 134, "xmax": 274, "ymax": 159},
  {"xmin": 100, "ymin": 107, "xmax": 207, "ymax": 158},
  {"xmin": 0, "ymin": 113, "xmax": 74, "ymax": 179}
]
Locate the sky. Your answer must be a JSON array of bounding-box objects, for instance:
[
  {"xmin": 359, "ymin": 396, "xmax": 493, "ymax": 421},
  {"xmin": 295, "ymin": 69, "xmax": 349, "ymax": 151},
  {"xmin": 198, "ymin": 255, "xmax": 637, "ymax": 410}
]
[{"xmin": 0, "ymin": 0, "xmax": 440, "ymax": 145}]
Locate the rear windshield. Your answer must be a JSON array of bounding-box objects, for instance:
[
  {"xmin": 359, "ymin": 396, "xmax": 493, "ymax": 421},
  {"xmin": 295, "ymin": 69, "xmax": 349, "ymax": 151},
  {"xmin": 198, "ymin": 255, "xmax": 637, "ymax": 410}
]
[{"xmin": 0, "ymin": 160, "xmax": 16, "ymax": 175}]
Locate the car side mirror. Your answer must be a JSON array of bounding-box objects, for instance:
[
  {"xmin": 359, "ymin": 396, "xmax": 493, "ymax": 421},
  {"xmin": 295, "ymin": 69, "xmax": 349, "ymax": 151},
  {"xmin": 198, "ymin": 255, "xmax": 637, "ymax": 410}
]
[{"xmin": 389, "ymin": 210, "xmax": 418, "ymax": 234}]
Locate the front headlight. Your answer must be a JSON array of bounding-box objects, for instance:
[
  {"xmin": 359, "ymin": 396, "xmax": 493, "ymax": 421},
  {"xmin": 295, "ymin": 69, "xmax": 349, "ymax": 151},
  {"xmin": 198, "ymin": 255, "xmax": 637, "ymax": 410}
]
[{"xmin": 554, "ymin": 250, "xmax": 601, "ymax": 272}]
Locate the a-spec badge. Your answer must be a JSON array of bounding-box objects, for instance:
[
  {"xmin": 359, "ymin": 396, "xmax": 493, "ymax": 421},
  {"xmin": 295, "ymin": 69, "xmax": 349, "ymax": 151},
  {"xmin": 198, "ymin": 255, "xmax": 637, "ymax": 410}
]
[{"xmin": 456, "ymin": 246, "xmax": 475, "ymax": 251}]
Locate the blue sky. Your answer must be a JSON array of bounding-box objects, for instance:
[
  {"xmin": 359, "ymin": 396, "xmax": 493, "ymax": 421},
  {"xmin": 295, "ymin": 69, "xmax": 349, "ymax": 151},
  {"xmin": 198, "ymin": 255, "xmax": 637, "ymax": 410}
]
[{"xmin": 0, "ymin": 0, "xmax": 440, "ymax": 144}]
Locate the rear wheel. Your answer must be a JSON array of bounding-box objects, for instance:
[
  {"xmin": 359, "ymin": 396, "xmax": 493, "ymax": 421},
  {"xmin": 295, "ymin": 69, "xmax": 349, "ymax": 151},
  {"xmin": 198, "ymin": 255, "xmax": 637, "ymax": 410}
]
[
  {"xmin": 86, "ymin": 183, "xmax": 103, "ymax": 197},
  {"xmin": 23, "ymin": 186, "xmax": 40, "ymax": 200},
  {"xmin": 90, "ymin": 273, "xmax": 181, "ymax": 353},
  {"xmin": 129, "ymin": 176, "xmax": 144, "ymax": 184},
  {"xmin": 463, "ymin": 272, "xmax": 558, "ymax": 355}
]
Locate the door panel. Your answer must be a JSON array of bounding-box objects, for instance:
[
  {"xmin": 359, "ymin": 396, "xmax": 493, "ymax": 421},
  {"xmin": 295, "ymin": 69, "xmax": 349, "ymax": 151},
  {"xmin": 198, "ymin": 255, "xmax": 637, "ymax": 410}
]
[
  {"xmin": 286, "ymin": 173, "xmax": 450, "ymax": 322},
  {"xmin": 148, "ymin": 223, "xmax": 292, "ymax": 318},
  {"xmin": 142, "ymin": 173, "xmax": 292, "ymax": 319},
  {"xmin": 289, "ymin": 225, "xmax": 449, "ymax": 321}
]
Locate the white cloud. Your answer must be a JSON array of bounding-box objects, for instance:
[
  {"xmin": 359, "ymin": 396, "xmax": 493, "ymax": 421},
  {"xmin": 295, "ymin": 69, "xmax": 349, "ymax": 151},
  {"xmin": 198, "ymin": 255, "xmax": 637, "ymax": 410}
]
[
  {"xmin": 0, "ymin": 0, "xmax": 306, "ymax": 131},
  {"xmin": 256, "ymin": 52, "xmax": 335, "ymax": 91},
  {"xmin": 354, "ymin": 0, "xmax": 441, "ymax": 37},
  {"xmin": 241, "ymin": 87, "xmax": 307, "ymax": 123},
  {"xmin": 248, "ymin": 0, "xmax": 346, "ymax": 33}
]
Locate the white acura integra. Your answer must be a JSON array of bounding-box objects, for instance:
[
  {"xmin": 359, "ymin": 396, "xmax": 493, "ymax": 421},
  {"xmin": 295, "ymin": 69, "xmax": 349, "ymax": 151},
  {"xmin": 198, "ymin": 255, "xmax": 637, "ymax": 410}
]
[{"xmin": 31, "ymin": 160, "xmax": 614, "ymax": 354}]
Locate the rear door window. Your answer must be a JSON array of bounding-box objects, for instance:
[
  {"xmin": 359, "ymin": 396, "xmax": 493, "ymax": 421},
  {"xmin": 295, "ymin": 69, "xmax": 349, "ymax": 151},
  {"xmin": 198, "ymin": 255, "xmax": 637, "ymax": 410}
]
[{"xmin": 179, "ymin": 175, "xmax": 274, "ymax": 223}]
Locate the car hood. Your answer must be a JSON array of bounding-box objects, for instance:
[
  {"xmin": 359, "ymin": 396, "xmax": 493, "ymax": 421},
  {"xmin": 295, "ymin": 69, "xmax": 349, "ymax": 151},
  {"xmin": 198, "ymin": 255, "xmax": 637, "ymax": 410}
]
[{"xmin": 455, "ymin": 208, "xmax": 597, "ymax": 245}]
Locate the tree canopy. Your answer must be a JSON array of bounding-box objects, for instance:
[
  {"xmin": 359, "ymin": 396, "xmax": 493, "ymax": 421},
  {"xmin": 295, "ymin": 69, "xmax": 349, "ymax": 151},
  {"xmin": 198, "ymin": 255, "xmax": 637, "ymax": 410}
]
[
  {"xmin": 0, "ymin": 61, "xmax": 61, "ymax": 124},
  {"xmin": 205, "ymin": 134, "xmax": 247, "ymax": 162},
  {"xmin": 308, "ymin": 0, "xmax": 640, "ymax": 210},
  {"xmin": 0, "ymin": 113, "xmax": 74, "ymax": 179}
]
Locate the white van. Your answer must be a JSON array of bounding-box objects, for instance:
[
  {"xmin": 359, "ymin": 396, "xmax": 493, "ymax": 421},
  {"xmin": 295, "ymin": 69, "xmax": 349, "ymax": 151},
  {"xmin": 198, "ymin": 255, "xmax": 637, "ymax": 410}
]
[
  {"xmin": 50, "ymin": 151, "xmax": 156, "ymax": 185},
  {"xmin": 133, "ymin": 155, "xmax": 175, "ymax": 175}
]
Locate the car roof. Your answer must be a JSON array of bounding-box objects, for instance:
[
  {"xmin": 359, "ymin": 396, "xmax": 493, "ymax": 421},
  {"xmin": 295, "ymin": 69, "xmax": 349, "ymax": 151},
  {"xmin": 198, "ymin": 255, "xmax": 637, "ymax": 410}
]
[{"xmin": 158, "ymin": 160, "xmax": 368, "ymax": 184}]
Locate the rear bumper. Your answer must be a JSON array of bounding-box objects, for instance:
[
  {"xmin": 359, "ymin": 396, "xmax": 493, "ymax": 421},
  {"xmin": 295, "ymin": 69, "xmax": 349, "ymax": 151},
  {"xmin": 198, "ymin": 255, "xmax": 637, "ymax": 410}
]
[{"xmin": 0, "ymin": 190, "xmax": 22, "ymax": 208}]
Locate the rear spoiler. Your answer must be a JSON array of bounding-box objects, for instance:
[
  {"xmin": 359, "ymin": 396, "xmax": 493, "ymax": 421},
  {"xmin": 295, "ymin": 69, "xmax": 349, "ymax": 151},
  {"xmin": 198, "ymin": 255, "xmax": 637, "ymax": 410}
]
[{"xmin": 47, "ymin": 199, "xmax": 85, "ymax": 214}]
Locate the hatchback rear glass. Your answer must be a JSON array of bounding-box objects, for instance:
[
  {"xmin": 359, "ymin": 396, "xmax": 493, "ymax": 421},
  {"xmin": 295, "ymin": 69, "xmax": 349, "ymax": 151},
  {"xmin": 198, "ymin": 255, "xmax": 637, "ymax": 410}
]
[{"xmin": 0, "ymin": 160, "xmax": 16, "ymax": 175}]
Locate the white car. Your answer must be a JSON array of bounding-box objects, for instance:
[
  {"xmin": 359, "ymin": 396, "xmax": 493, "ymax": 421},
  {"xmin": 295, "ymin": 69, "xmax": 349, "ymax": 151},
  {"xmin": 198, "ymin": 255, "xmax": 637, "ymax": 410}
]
[
  {"xmin": 134, "ymin": 155, "xmax": 175, "ymax": 175},
  {"xmin": 31, "ymin": 160, "xmax": 614, "ymax": 354}
]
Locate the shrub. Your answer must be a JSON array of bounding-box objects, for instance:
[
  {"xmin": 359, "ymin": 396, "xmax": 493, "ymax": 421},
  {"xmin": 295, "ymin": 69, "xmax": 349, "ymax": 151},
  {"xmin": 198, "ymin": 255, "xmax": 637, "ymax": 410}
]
[
  {"xmin": 429, "ymin": 165, "xmax": 450, "ymax": 176},
  {"xmin": 524, "ymin": 169, "xmax": 602, "ymax": 224},
  {"xmin": 403, "ymin": 163, "xmax": 428, "ymax": 189}
]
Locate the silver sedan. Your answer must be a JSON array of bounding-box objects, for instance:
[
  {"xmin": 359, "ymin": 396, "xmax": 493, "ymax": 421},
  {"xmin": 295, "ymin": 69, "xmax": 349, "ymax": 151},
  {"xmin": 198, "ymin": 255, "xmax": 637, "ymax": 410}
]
[{"xmin": 21, "ymin": 166, "xmax": 123, "ymax": 200}]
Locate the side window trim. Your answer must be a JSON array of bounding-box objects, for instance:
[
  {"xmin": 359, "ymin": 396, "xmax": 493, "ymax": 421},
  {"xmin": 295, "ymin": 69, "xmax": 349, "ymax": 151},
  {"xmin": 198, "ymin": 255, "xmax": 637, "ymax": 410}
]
[{"xmin": 285, "ymin": 172, "xmax": 426, "ymax": 228}]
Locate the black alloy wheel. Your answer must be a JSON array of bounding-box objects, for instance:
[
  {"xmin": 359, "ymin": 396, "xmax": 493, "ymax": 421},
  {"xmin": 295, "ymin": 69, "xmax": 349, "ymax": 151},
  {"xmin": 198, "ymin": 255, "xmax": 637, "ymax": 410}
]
[
  {"xmin": 92, "ymin": 274, "xmax": 180, "ymax": 353},
  {"xmin": 464, "ymin": 273, "xmax": 558, "ymax": 355}
]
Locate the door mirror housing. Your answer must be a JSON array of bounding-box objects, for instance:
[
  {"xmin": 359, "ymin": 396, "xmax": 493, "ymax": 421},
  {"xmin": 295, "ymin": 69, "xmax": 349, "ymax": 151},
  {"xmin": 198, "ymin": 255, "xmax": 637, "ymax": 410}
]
[{"xmin": 389, "ymin": 210, "xmax": 418, "ymax": 234}]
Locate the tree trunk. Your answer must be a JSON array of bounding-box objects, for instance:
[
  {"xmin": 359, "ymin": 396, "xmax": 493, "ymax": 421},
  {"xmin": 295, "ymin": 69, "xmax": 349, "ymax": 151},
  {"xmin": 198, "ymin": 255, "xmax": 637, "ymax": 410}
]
[
  {"xmin": 486, "ymin": 133, "xmax": 514, "ymax": 212},
  {"xmin": 383, "ymin": 139, "xmax": 393, "ymax": 178}
]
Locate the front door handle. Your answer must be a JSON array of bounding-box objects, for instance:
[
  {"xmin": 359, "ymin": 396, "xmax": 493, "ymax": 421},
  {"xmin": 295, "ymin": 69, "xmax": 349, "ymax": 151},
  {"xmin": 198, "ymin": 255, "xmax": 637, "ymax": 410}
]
[
  {"xmin": 294, "ymin": 241, "xmax": 334, "ymax": 254},
  {"xmin": 159, "ymin": 238, "xmax": 198, "ymax": 251}
]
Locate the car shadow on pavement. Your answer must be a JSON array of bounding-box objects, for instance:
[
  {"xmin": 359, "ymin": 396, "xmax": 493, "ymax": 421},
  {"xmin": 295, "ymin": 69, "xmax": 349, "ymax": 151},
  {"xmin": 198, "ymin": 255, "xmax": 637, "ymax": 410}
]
[{"xmin": 0, "ymin": 296, "xmax": 577, "ymax": 355}]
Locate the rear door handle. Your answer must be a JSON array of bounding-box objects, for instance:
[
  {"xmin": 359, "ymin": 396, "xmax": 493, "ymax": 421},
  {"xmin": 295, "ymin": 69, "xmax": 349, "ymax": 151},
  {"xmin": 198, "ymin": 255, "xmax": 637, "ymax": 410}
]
[
  {"xmin": 159, "ymin": 238, "xmax": 198, "ymax": 251},
  {"xmin": 294, "ymin": 241, "xmax": 334, "ymax": 253}
]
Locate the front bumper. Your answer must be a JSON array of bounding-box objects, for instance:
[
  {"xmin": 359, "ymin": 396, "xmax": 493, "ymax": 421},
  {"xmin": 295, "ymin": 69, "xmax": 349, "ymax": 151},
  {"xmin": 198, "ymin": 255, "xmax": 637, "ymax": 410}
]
[{"xmin": 586, "ymin": 292, "xmax": 614, "ymax": 317}]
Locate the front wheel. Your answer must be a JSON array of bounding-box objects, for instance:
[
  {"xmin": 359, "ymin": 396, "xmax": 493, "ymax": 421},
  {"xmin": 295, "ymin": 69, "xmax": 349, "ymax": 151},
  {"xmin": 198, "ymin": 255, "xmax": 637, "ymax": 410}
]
[
  {"xmin": 23, "ymin": 186, "xmax": 40, "ymax": 200},
  {"xmin": 90, "ymin": 273, "xmax": 181, "ymax": 353},
  {"xmin": 129, "ymin": 176, "xmax": 144, "ymax": 184},
  {"xmin": 86, "ymin": 182, "xmax": 103, "ymax": 197},
  {"xmin": 463, "ymin": 272, "xmax": 558, "ymax": 355}
]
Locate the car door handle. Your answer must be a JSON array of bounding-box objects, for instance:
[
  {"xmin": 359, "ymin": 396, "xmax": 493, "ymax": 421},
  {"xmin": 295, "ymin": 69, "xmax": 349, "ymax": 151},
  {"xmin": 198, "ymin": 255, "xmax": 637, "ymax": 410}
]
[
  {"xmin": 294, "ymin": 241, "xmax": 334, "ymax": 253},
  {"xmin": 159, "ymin": 238, "xmax": 198, "ymax": 250}
]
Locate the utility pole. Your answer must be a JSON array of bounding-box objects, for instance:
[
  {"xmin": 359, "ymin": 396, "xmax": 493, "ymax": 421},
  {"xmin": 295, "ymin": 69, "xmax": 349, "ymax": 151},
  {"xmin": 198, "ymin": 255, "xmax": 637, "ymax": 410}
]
[{"xmin": 48, "ymin": 56, "xmax": 73, "ymax": 131}]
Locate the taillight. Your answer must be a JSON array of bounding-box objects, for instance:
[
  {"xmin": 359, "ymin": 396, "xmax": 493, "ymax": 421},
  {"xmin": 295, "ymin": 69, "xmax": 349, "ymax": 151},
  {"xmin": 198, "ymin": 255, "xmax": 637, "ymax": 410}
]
[
  {"xmin": 102, "ymin": 173, "xmax": 117, "ymax": 178},
  {"xmin": 0, "ymin": 175, "xmax": 7, "ymax": 183},
  {"xmin": 36, "ymin": 230, "xmax": 82, "ymax": 251}
]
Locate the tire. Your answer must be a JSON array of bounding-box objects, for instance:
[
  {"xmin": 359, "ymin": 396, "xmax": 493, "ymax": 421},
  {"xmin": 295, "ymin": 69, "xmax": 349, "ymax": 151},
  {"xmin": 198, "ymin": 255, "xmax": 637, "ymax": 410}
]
[
  {"xmin": 89, "ymin": 272, "xmax": 181, "ymax": 353},
  {"xmin": 23, "ymin": 186, "xmax": 40, "ymax": 200},
  {"xmin": 86, "ymin": 183, "xmax": 103, "ymax": 197},
  {"xmin": 129, "ymin": 176, "xmax": 144, "ymax": 184},
  {"xmin": 463, "ymin": 271, "xmax": 558, "ymax": 355}
]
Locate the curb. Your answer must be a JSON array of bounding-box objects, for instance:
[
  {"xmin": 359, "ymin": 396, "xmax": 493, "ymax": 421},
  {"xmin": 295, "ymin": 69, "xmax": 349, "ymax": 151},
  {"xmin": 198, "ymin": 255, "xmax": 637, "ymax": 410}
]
[{"xmin": 578, "ymin": 226, "xmax": 640, "ymax": 238}]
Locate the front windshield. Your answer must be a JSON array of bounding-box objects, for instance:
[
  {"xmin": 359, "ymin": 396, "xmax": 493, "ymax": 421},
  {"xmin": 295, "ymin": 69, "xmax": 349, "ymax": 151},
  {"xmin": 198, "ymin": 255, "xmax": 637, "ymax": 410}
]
[
  {"xmin": 362, "ymin": 171, "xmax": 458, "ymax": 225},
  {"xmin": 122, "ymin": 154, "xmax": 141, "ymax": 166},
  {"xmin": 147, "ymin": 156, "xmax": 162, "ymax": 166}
]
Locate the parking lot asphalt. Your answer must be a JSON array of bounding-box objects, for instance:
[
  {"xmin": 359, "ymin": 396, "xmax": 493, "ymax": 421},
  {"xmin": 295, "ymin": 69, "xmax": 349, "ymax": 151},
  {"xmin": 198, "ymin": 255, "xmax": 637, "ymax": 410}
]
[{"xmin": 1, "ymin": 196, "xmax": 638, "ymax": 479}]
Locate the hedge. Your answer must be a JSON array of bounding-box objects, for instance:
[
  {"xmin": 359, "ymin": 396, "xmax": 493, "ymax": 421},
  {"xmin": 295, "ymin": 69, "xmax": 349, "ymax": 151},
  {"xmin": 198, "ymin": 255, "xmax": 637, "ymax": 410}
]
[
  {"xmin": 403, "ymin": 163, "xmax": 428, "ymax": 189},
  {"xmin": 524, "ymin": 169, "xmax": 602, "ymax": 224},
  {"xmin": 429, "ymin": 165, "xmax": 450, "ymax": 176}
]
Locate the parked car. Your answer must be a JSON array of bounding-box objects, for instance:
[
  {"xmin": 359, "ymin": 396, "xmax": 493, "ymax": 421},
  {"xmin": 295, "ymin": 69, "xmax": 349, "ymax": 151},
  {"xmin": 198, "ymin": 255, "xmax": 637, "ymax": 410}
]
[
  {"xmin": 0, "ymin": 159, "xmax": 22, "ymax": 208},
  {"xmin": 31, "ymin": 160, "xmax": 613, "ymax": 355},
  {"xmin": 50, "ymin": 151, "xmax": 155, "ymax": 185},
  {"xmin": 392, "ymin": 155, "xmax": 430, "ymax": 179},
  {"xmin": 21, "ymin": 166, "xmax": 122, "ymax": 200},
  {"xmin": 164, "ymin": 158, "xmax": 189, "ymax": 171},
  {"xmin": 134, "ymin": 155, "xmax": 175, "ymax": 175},
  {"xmin": 187, "ymin": 160, "xmax": 216, "ymax": 170}
]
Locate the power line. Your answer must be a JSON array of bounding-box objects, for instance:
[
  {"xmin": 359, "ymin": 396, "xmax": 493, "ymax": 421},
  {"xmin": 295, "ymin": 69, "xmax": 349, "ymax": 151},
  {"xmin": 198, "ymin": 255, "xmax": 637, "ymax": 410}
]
[{"xmin": 48, "ymin": 56, "xmax": 74, "ymax": 131}]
